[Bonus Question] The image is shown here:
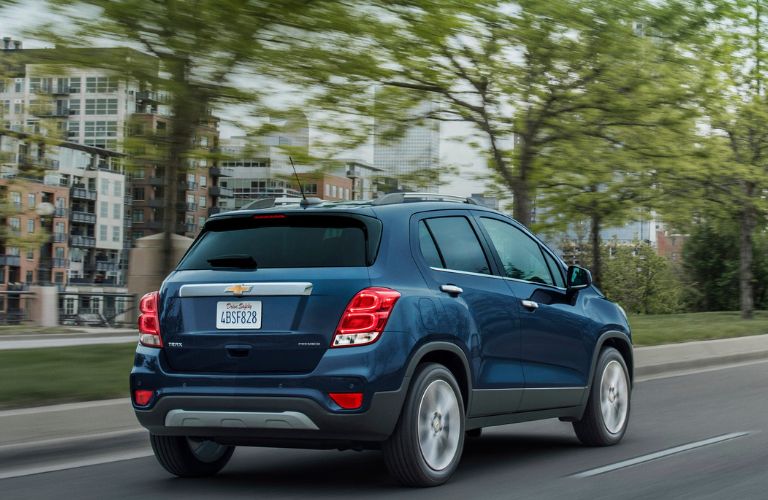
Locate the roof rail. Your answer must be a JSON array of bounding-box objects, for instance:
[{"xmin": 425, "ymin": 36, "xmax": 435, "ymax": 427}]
[{"xmin": 371, "ymin": 192, "xmax": 478, "ymax": 206}]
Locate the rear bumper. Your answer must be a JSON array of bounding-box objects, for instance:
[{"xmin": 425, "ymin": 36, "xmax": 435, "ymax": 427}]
[{"xmin": 134, "ymin": 389, "xmax": 406, "ymax": 447}]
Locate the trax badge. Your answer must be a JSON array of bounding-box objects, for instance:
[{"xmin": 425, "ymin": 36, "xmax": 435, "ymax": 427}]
[{"xmin": 225, "ymin": 284, "xmax": 252, "ymax": 296}]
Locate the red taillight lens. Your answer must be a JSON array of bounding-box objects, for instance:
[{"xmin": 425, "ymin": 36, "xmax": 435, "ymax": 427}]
[
  {"xmin": 133, "ymin": 389, "xmax": 154, "ymax": 406},
  {"xmin": 331, "ymin": 287, "xmax": 400, "ymax": 348},
  {"xmin": 329, "ymin": 392, "xmax": 363, "ymax": 410},
  {"xmin": 138, "ymin": 291, "xmax": 162, "ymax": 347}
]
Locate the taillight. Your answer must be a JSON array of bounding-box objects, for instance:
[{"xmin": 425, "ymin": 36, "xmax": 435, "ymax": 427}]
[
  {"xmin": 329, "ymin": 392, "xmax": 363, "ymax": 410},
  {"xmin": 133, "ymin": 389, "xmax": 154, "ymax": 406},
  {"xmin": 331, "ymin": 287, "xmax": 401, "ymax": 347},
  {"xmin": 138, "ymin": 291, "xmax": 162, "ymax": 347}
]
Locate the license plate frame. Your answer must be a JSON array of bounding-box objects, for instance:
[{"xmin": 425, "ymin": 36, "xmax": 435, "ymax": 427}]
[{"xmin": 215, "ymin": 301, "xmax": 262, "ymax": 330}]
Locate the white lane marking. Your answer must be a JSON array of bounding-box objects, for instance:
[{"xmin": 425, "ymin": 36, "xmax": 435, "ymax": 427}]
[
  {"xmin": 0, "ymin": 450, "xmax": 153, "ymax": 480},
  {"xmin": 0, "ymin": 429, "xmax": 145, "ymax": 452},
  {"xmin": 0, "ymin": 398, "xmax": 131, "ymax": 418},
  {"xmin": 636, "ymin": 358, "xmax": 768, "ymax": 383},
  {"xmin": 572, "ymin": 432, "xmax": 751, "ymax": 478}
]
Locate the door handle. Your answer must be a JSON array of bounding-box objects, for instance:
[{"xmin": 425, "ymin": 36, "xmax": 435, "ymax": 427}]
[
  {"xmin": 440, "ymin": 284, "xmax": 463, "ymax": 296},
  {"xmin": 521, "ymin": 299, "xmax": 539, "ymax": 310}
]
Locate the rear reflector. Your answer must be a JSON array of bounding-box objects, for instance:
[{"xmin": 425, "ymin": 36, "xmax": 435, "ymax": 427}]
[
  {"xmin": 133, "ymin": 389, "xmax": 154, "ymax": 406},
  {"xmin": 329, "ymin": 392, "xmax": 363, "ymax": 410},
  {"xmin": 138, "ymin": 291, "xmax": 162, "ymax": 348}
]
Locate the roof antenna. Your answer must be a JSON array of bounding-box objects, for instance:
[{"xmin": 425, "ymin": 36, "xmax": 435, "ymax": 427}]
[{"xmin": 289, "ymin": 156, "xmax": 309, "ymax": 207}]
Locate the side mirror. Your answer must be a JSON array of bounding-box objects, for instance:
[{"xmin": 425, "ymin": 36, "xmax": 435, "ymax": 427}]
[{"xmin": 567, "ymin": 265, "xmax": 592, "ymax": 291}]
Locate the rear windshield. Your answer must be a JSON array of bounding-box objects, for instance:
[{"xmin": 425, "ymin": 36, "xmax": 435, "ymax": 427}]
[{"xmin": 177, "ymin": 214, "xmax": 381, "ymax": 270}]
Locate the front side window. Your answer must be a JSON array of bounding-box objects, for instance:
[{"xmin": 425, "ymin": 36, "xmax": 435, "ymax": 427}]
[
  {"xmin": 423, "ymin": 216, "xmax": 490, "ymax": 275},
  {"xmin": 479, "ymin": 217, "xmax": 554, "ymax": 286}
]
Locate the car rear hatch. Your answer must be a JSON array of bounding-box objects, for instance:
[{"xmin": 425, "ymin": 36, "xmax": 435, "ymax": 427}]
[{"xmin": 159, "ymin": 211, "xmax": 381, "ymax": 374}]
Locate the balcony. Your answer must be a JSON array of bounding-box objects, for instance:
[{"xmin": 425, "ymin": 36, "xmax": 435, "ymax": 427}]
[
  {"xmin": 68, "ymin": 276, "xmax": 118, "ymax": 286},
  {"xmin": 52, "ymin": 232, "xmax": 67, "ymax": 243},
  {"xmin": 39, "ymin": 258, "xmax": 69, "ymax": 269},
  {"xmin": 136, "ymin": 90, "xmax": 164, "ymax": 103},
  {"xmin": 71, "ymin": 187, "xmax": 98, "ymax": 200},
  {"xmin": 123, "ymin": 194, "xmax": 133, "ymax": 206},
  {"xmin": 146, "ymin": 199, "xmax": 164, "ymax": 208},
  {"xmin": 31, "ymin": 107, "xmax": 70, "ymax": 118},
  {"xmin": 94, "ymin": 261, "xmax": 119, "ymax": 272},
  {"xmin": 0, "ymin": 255, "xmax": 21, "ymax": 267},
  {"xmin": 209, "ymin": 167, "xmax": 233, "ymax": 178},
  {"xmin": 71, "ymin": 211, "xmax": 97, "ymax": 224},
  {"xmin": 182, "ymin": 181, "xmax": 198, "ymax": 191},
  {"xmin": 209, "ymin": 186, "xmax": 233, "ymax": 197},
  {"xmin": 70, "ymin": 235, "xmax": 96, "ymax": 248}
]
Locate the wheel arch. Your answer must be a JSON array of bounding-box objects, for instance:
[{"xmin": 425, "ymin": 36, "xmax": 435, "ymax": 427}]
[
  {"xmin": 590, "ymin": 332, "xmax": 634, "ymax": 387},
  {"xmin": 404, "ymin": 341, "xmax": 473, "ymax": 414}
]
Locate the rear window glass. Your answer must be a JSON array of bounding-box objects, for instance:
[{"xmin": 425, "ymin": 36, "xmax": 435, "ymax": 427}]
[{"xmin": 177, "ymin": 215, "xmax": 381, "ymax": 270}]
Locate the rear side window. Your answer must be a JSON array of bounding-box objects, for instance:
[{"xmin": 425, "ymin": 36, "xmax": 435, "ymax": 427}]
[
  {"xmin": 424, "ymin": 216, "xmax": 490, "ymax": 275},
  {"xmin": 178, "ymin": 215, "xmax": 381, "ymax": 270}
]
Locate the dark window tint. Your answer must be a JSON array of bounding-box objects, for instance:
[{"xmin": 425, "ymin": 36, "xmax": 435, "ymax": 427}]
[
  {"xmin": 418, "ymin": 221, "xmax": 443, "ymax": 268},
  {"xmin": 178, "ymin": 215, "xmax": 378, "ymax": 269},
  {"xmin": 480, "ymin": 217, "xmax": 554, "ymax": 285},
  {"xmin": 542, "ymin": 250, "xmax": 566, "ymax": 288},
  {"xmin": 425, "ymin": 217, "xmax": 490, "ymax": 275}
]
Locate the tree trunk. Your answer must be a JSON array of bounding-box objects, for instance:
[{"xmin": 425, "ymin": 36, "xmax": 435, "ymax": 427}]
[
  {"xmin": 161, "ymin": 61, "xmax": 201, "ymax": 277},
  {"xmin": 739, "ymin": 190, "xmax": 755, "ymax": 320},
  {"xmin": 590, "ymin": 213, "xmax": 602, "ymax": 287}
]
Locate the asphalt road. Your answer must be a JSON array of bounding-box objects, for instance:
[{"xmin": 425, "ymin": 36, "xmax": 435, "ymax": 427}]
[{"xmin": 2, "ymin": 360, "xmax": 767, "ymax": 499}]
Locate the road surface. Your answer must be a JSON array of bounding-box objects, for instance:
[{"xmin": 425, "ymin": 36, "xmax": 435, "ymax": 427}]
[{"xmin": 1, "ymin": 360, "xmax": 766, "ymax": 499}]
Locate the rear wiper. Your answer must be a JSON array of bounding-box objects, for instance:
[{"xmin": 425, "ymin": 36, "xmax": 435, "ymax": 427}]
[{"xmin": 207, "ymin": 254, "xmax": 257, "ymax": 269}]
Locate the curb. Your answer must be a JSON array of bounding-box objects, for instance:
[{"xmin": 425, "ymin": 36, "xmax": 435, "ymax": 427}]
[{"xmin": 635, "ymin": 349, "xmax": 768, "ymax": 377}]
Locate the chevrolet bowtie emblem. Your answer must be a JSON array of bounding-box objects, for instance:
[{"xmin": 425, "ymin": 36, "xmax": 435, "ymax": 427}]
[{"xmin": 224, "ymin": 284, "xmax": 252, "ymax": 296}]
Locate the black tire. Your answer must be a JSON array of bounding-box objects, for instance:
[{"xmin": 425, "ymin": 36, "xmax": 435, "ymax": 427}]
[
  {"xmin": 382, "ymin": 363, "xmax": 466, "ymax": 487},
  {"xmin": 573, "ymin": 347, "xmax": 631, "ymax": 446},
  {"xmin": 150, "ymin": 434, "xmax": 235, "ymax": 477}
]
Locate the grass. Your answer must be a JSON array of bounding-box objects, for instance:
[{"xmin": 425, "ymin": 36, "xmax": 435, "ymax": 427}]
[
  {"xmin": 0, "ymin": 343, "xmax": 136, "ymax": 410},
  {"xmin": 629, "ymin": 310, "xmax": 768, "ymax": 346},
  {"xmin": 1, "ymin": 311, "xmax": 767, "ymax": 408}
]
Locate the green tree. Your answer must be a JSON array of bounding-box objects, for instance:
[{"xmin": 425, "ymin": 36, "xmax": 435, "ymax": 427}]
[
  {"xmin": 39, "ymin": 0, "xmax": 364, "ymax": 275},
  {"xmin": 601, "ymin": 243, "xmax": 684, "ymax": 315}
]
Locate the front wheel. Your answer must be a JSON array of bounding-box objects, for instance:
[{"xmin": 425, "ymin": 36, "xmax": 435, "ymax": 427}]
[
  {"xmin": 382, "ymin": 363, "xmax": 466, "ymax": 487},
  {"xmin": 573, "ymin": 347, "xmax": 631, "ymax": 446},
  {"xmin": 150, "ymin": 435, "xmax": 234, "ymax": 477}
]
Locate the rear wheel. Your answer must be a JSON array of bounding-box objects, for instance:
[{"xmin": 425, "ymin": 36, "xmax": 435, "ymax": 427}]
[
  {"xmin": 150, "ymin": 434, "xmax": 234, "ymax": 477},
  {"xmin": 383, "ymin": 363, "xmax": 465, "ymax": 487},
  {"xmin": 573, "ymin": 347, "xmax": 631, "ymax": 446}
]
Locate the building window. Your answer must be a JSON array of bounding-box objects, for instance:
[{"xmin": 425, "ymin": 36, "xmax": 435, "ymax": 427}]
[
  {"xmin": 84, "ymin": 98, "xmax": 118, "ymax": 115},
  {"xmin": 113, "ymin": 180, "xmax": 122, "ymax": 197},
  {"xmin": 99, "ymin": 224, "xmax": 107, "ymax": 241},
  {"xmin": 14, "ymin": 79, "xmax": 23, "ymax": 93},
  {"xmin": 84, "ymin": 120, "xmax": 118, "ymax": 138},
  {"xmin": 113, "ymin": 203, "xmax": 121, "ymax": 219},
  {"xmin": 69, "ymin": 99, "xmax": 80, "ymax": 115},
  {"xmin": 0, "ymin": 100, "xmax": 8, "ymax": 114},
  {"xmin": 55, "ymin": 247, "xmax": 65, "ymax": 259},
  {"xmin": 112, "ymin": 226, "xmax": 120, "ymax": 242},
  {"xmin": 64, "ymin": 297, "xmax": 76, "ymax": 315},
  {"xmin": 10, "ymin": 192, "xmax": 21, "ymax": 209},
  {"xmin": 67, "ymin": 120, "xmax": 80, "ymax": 138},
  {"xmin": 85, "ymin": 77, "xmax": 118, "ymax": 93},
  {"xmin": 199, "ymin": 176, "xmax": 207, "ymax": 187},
  {"xmin": 131, "ymin": 169, "xmax": 145, "ymax": 180},
  {"xmin": 27, "ymin": 219, "xmax": 34, "ymax": 234},
  {"xmin": 199, "ymin": 196, "xmax": 206, "ymax": 208},
  {"xmin": 26, "ymin": 270, "xmax": 33, "ymax": 283},
  {"xmin": 26, "ymin": 249, "xmax": 34, "ymax": 260},
  {"xmin": 69, "ymin": 77, "xmax": 81, "ymax": 93},
  {"xmin": 133, "ymin": 187, "xmax": 145, "ymax": 201},
  {"xmin": 8, "ymin": 218, "xmax": 20, "ymax": 235},
  {"xmin": 100, "ymin": 201, "xmax": 108, "ymax": 217},
  {"xmin": 198, "ymin": 216, "xmax": 205, "ymax": 227},
  {"xmin": 132, "ymin": 210, "xmax": 144, "ymax": 223},
  {"xmin": 27, "ymin": 193, "xmax": 35, "ymax": 208},
  {"xmin": 325, "ymin": 184, "xmax": 330, "ymax": 196},
  {"xmin": 13, "ymin": 101, "xmax": 23, "ymax": 114},
  {"xmin": 100, "ymin": 178, "xmax": 109, "ymax": 195},
  {"xmin": 55, "ymin": 272, "xmax": 64, "ymax": 285},
  {"xmin": 331, "ymin": 185, "xmax": 337, "ymax": 198}
]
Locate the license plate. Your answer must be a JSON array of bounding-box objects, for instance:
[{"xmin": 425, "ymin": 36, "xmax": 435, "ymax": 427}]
[{"xmin": 216, "ymin": 301, "xmax": 262, "ymax": 329}]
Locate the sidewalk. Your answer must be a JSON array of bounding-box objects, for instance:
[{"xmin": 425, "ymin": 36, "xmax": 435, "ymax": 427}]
[
  {"xmin": 0, "ymin": 335, "xmax": 768, "ymax": 450},
  {"xmin": 0, "ymin": 330, "xmax": 136, "ymax": 350}
]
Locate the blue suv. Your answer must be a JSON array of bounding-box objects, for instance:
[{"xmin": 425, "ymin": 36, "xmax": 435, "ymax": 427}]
[{"xmin": 131, "ymin": 193, "xmax": 632, "ymax": 487}]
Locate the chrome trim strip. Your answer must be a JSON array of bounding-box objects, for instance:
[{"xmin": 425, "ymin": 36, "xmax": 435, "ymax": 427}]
[
  {"xmin": 164, "ymin": 410, "xmax": 319, "ymax": 430},
  {"xmin": 179, "ymin": 282, "xmax": 313, "ymax": 298},
  {"xmin": 429, "ymin": 267, "xmax": 567, "ymax": 291}
]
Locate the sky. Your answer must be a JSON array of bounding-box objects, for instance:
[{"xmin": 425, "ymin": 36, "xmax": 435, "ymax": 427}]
[{"xmin": 0, "ymin": 0, "xmax": 491, "ymax": 198}]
